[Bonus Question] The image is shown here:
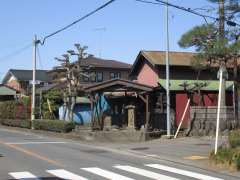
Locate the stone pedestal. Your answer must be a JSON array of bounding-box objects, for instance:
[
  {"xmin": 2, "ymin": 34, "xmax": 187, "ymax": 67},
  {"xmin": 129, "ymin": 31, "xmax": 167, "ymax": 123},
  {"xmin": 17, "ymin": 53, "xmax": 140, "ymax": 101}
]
[
  {"xmin": 103, "ymin": 115, "xmax": 112, "ymax": 131},
  {"xmin": 126, "ymin": 105, "xmax": 136, "ymax": 129}
]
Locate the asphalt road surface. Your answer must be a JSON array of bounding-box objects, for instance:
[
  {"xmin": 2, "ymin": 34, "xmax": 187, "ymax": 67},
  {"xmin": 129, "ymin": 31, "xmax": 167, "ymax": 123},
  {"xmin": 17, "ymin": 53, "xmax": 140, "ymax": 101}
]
[{"xmin": 0, "ymin": 127, "xmax": 238, "ymax": 180}]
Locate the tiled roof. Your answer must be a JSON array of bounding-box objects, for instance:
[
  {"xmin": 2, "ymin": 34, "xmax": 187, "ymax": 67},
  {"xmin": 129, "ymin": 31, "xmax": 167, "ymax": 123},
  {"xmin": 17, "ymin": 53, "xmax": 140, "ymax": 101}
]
[
  {"xmin": 141, "ymin": 51, "xmax": 196, "ymax": 66},
  {"xmin": 2, "ymin": 69, "xmax": 51, "ymax": 83},
  {"xmin": 0, "ymin": 84, "xmax": 18, "ymax": 95},
  {"xmin": 75, "ymin": 56, "xmax": 132, "ymax": 69}
]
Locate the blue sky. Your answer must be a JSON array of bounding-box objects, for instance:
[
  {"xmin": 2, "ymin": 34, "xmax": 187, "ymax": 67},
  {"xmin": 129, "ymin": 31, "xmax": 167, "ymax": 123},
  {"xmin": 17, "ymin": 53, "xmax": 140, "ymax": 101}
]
[{"xmin": 0, "ymin": 0, "xmax": 217, "ymax": 80}]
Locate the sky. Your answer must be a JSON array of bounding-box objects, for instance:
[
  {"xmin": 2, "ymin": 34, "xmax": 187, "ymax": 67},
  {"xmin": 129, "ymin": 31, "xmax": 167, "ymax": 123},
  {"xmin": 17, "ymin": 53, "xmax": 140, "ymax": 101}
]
[{"xmin": 0, "ymin": 0, "xmax": 218, "ymax": 81}]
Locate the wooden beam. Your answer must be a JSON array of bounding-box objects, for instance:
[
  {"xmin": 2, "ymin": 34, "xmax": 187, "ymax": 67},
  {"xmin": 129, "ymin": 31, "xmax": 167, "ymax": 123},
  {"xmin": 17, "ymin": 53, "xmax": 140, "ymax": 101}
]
[
  {"xmin": 138, "ymin": 94, "xmax": 147, "ymax": 104},
  {"xmin": 144, "ymin": 94, "xmax": 150, "ymax": 136}
]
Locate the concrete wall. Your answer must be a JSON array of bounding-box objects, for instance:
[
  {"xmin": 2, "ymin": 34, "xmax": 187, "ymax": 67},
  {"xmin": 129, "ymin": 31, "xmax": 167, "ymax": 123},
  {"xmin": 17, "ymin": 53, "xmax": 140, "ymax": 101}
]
[{"xmin": 188, "ymin": 106, "xmax": 236, "ymax": 136}]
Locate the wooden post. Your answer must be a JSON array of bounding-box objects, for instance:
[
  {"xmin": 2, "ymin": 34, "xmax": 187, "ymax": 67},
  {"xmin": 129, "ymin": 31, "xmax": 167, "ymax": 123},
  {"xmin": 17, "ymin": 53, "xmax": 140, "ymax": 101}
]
[
  {"xmin": 90, "ymin": 94, "xmax": 94, "ymax": 130},
  {"xmin": 145, "ymin": 94, "xmax": 149, "ymax": 130},
  {"xmin": 139, "ymin": 94, "xmax": 150, "ymax": 140}
]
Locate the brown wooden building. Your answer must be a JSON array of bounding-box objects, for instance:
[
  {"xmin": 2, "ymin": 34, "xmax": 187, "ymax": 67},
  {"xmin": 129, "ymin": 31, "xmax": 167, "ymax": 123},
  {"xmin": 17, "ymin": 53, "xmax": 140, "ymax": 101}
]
[{"xmin": 48, "ymin": 56, "xmax": 132, "ymax": 86}]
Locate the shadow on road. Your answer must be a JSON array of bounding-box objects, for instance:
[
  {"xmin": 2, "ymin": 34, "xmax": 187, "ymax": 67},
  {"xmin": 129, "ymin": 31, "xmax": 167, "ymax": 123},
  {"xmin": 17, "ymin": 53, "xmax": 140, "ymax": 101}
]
[{"xmin": 9, "ymin": 178, "xmax": 62, "ymax": 180}]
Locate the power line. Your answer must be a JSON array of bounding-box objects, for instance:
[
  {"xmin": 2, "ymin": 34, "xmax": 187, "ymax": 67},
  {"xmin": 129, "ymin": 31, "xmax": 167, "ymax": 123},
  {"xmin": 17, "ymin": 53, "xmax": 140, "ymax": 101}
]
[
  {"xmin": 154, "ymin": 0, "xmax": 240, "ymax": 26},
  {"xmin": 37, "ymin": 45, "xmax": 44, "ymax": 69},
  {"xmin": 136, "ymin": 0, "xmax": 164, "ymax": 5},
  {"xmin": 40, "ymin": 0, "xmax": 116, "ymax": 45},
  {"xmin": 136, "ymin": 0, "xmax": 240, "ymax": 26},
  {"xmin": 0, "ymin": 43, "xmax": 32, "ymax": 61}
]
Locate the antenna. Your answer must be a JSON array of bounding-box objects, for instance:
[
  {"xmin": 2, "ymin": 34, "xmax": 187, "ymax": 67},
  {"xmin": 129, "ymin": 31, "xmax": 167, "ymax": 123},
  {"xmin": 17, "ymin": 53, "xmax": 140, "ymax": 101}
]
[{"xmin": 93, "ymin": 27, "xmax": 106, "ymax": 58}]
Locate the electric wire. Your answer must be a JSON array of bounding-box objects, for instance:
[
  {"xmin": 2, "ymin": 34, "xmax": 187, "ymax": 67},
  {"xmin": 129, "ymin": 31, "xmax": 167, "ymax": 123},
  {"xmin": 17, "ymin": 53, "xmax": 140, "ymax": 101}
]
[
  {"xmin": 37, "ymin": 45, "xmax": 44, "ymax": 69},
  {"xmin": 135, "ymin": 0, "xmax": 164, "ymax": 5},
  {"xmin": 136, "ymin": 0, "xmax": 240, "ymax": 26},
  {"xmin": 154, "ymin": 0, "xmax": 240, "ymax": 26},
  {"xmin": 0, "ymin": 43, "xmax": 32, "ymax": 61},
  {"xmin": 40, "ymin": 0, "xmax": 116, "ymax": 45}
]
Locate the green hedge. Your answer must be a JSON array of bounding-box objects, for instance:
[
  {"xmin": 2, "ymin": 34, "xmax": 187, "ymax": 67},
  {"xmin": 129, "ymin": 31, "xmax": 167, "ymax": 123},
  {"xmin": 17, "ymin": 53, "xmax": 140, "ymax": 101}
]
[
  {"xmin": 32, "ymin": 120, "xmax": 76, "ymax": 133},
  {"xmin": 0, "ymin": 101, "xmax": 30, "ymax": 120},
  {"xmin": 1, "ymin": 119, "xmax": 31, "ymax": 129}
]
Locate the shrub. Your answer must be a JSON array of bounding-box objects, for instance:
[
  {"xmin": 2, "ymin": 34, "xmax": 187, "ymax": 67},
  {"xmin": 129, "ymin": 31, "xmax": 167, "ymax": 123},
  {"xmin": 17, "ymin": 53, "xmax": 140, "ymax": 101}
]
[
  {"xmin": 210, "ymin": 147, "xmax": 240, "ymax": 170},
  {"xmin": 33, "ymin": 120, "xmax": 75, "ymax": 133},
  {"xmin": 0, "ymin": 100, "xmax": 30, "ymax": 120},
  {"xmin": 232, "ymin": 148, "xmax": 240, "ymax": 170},
  {"xmin": 229, "ymin": 130, "xmax": 240, "ymax": 148},
  {"xmin": 1, "ymin": 119, "xmax": 31, "ymax": 129}
]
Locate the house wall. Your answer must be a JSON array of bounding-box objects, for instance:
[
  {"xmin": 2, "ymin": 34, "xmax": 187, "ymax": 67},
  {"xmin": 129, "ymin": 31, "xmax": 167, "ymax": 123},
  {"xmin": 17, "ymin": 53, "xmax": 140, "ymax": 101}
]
[
  {"xmin": 6, "ymin": 79, "xmax": 31, "ymax": 95},
  {"xmin": 79, "ymin": 68, "xmax": 130, "ymax": 85},
  {"xmin": 137, "ymin": 63, "xmax": 159, "ymax": 87},
  {"xmin": 157, "ymin": 66, "xmax": 218, "ymax": 80},
  {"xmin": 49, "ymin": 68, "xmax": 130, "ymax": 86},
  {"xmin": 6, "ymin": 80, "xmax": 21, "ymax": 92},
  {"xmin": 175, "ymin": 92, "xmax": 233, "ymax": 128}
]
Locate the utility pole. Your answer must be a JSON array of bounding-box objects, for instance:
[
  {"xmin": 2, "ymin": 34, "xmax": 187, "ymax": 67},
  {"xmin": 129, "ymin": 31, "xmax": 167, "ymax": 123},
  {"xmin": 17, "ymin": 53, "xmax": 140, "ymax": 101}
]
[
  {"xmin": 215, "ymin": 67, "xmax": 223, "ymax": 154},
  {"xmin": 165, "ymin": 0, "xmax": 171, "ymax": 136},
  {"xmin": 31, "ymin": 35, "xmax": 38, "ymax": 124},
  {"xmin": 215, "ymin": 0, "xmax": 227, "ymax": 154}
]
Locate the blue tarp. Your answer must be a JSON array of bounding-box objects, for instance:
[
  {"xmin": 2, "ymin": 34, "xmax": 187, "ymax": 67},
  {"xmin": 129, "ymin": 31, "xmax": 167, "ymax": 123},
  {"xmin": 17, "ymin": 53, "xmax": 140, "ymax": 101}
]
[
  {"xmin": 59, "ymin": 95, "xmax": 109, "ymax": 124},
  {"xmin": 59, "ymin": 104, "xmax": 91, "ymax": 124}
]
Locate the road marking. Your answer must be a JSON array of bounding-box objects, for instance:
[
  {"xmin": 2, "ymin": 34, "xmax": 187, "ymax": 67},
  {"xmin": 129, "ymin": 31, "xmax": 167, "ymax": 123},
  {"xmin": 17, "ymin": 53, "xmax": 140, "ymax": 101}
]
[
  {"xmin": 47, "ymin": 169, "xmax": 88, "ymax": 180},
  {"xmin": 114, "ymin": 165, "xmax": 179, "ymax": 180},
  {"xmin": 6, "ymin": 141, "xmax": 66, "ymax": 145},
  {"xmin": 146, "ymin": 164, "xmax": 224, "ymax": 180},
  {"xmin": 9, "ymin": 171, "xmax": 40, "ymax": 180},
  {"xmin": 183, "ymin": 155, "xmax": 208, "ymax": 160},
  {"xmin": 82, "ymin": 167, "xmax": 134, "ymax": 180},
  {"xmin": 0, "ymin": 139, "xmax": 63, "ymax": 167}
]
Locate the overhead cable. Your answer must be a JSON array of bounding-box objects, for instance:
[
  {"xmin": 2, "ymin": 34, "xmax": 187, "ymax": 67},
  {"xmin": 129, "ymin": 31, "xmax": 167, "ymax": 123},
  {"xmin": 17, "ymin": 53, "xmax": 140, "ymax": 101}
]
[
  {"xmin": 37, "ymin": 45, "xmax": 44, "ymax": 69},
  {"xmin": 154, "ymin": 0, "xmax": 240, "ymax": 26},
  {"xmin": 0, "ymin": 43, "xmax": 32, "ymax": 61},
  {"xmin": 40, "ymin": 0, "xmax": 116, "ymax": 45}
]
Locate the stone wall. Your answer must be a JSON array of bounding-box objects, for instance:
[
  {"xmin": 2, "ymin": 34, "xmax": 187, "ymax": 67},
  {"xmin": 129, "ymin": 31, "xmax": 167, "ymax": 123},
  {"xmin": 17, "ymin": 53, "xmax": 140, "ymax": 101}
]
[{"xmin": 187, "ymin": 106, "xmax": 236, "ymax": 136}]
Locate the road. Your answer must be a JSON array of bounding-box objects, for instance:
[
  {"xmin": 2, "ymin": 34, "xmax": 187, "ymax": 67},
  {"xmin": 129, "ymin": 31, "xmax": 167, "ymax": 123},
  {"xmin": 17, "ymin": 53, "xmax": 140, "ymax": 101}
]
[{"xmin": 0, "ymin": 127, "xmax": 238, "ymax": 180}]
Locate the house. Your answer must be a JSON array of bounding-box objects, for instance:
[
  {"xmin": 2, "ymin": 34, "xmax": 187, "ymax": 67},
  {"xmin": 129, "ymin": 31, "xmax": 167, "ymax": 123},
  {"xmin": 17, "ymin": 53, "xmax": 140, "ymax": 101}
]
[
  {"xmin": 45, "ymin": 56, "xmax": 131, "ymax": 123},
  {"xmin": 129, "ymin": 50, "xmax": 236, "ymax": 133},
  {"xmin": 0, "ymin": 84, "xmax": 18, "ymax": 101},
  {"xmin": 2, "ymin": 69, "xmax": 51, "ymax": 95},
  {"xmin": 48, "ymin": 56, "xmax": 132, "ymax": 86}
]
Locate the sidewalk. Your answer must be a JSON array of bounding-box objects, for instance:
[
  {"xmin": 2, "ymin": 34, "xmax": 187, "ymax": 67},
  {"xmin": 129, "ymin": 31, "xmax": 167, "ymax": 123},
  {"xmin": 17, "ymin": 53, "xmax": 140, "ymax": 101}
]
[{"xmin": 99, "ymin": 136, "xmax": 240, "ymax": 177}]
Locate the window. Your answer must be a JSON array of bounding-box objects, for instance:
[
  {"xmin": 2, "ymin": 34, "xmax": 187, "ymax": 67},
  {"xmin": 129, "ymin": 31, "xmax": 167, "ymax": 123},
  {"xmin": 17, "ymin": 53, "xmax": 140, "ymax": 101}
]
[
  {"xmin": 110, "ymin": 72, "xmax": 115, "ymax": 80},
  {"xmin": 90, "ymin": 72, "xmax": 96, "ymax": 82},
  {"xmin": 83, "ymin": 72, "xmax": 89, "ymax": 82},
  {"xmin": 115, "ymin": 72, "xmax": 121, "ymax": 79},
  {"xmin": 96, "ymin": 72, "xmax": 103, "ymax": 82},
  {"xmin": 110, "ymin": 72, "xmax": 121, "ymax": 79}
]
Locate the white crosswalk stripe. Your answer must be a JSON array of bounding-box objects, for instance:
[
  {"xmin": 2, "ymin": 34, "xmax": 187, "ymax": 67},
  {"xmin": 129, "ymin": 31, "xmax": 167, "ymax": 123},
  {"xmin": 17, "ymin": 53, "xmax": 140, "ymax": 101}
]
[
  {"xmin": 8, "ymin": 163, "xmax": 225, "ymax": 180},
  {"xmin": 9, "ymin": 171, "xmax": 40, "ymax": 180},
  {"xmin": 146, "ymin": 164, "xmax": 224, "ymax": 180},
  {"xmin": 81, "ymin": 167, "xmax": 134, "ymax": 180},
  {"xmin": 114, "ymin": 165, "xmax": 180, "ymax": 180},
  {"xmin": 46, "ymin": 169, "xmax": 88, "ymax": 180}
]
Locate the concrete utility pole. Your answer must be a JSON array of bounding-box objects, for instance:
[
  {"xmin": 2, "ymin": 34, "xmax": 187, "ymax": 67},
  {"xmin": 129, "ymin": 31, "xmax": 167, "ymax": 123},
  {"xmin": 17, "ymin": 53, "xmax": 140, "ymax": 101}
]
[
  {"xmin": 165, "ymin": 0, "xmax": 171, "ymax": 136},
  {"xmin": 215, "ymin": 67, "xmax": 223, "ymax": 155},
  {"xmin": 31, "ymin": 35, "xmax": 38, "ymax": 123}
]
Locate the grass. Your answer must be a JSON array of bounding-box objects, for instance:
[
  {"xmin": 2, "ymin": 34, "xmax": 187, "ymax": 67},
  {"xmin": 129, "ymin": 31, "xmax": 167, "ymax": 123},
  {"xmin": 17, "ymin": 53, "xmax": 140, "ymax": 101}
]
[{"xmin": 210, "ymin": 129, "xmax": 240, "ymax": 170}]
